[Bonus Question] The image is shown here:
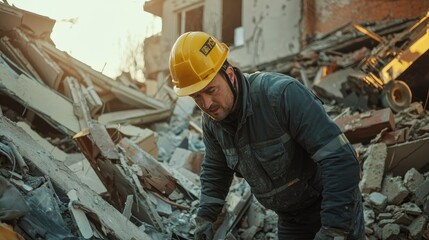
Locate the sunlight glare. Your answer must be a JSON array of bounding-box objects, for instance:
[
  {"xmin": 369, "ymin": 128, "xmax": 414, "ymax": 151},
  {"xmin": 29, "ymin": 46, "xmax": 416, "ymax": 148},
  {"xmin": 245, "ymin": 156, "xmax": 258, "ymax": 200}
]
[{"xmin": 7, "ymin": 0, "xmax": 161, "ymax": 80}]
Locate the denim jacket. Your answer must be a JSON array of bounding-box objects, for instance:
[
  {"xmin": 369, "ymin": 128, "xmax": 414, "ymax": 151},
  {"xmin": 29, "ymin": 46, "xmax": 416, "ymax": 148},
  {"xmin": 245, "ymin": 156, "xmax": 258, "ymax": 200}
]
[{"xmin": 197, "ymin": 70, "xmax": 361, "ymax": 231}]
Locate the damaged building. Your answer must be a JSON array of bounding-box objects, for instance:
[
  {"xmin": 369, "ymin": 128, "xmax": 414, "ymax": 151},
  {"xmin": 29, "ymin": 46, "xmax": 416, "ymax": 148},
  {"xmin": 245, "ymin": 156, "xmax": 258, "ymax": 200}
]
[{"xmin": 1, "ymin": 0, "xmax": 429, "ymax": 239}]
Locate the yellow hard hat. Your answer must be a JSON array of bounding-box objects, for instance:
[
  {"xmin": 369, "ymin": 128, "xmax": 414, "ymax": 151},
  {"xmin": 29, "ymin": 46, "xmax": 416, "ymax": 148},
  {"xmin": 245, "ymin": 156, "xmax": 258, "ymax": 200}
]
[{"xmin": 169, "ymin": 31, "xmax": 229, "ymax": 96}]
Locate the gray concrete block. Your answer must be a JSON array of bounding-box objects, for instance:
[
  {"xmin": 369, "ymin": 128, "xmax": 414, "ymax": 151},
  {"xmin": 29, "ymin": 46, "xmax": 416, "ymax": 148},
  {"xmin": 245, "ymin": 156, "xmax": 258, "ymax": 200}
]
[
  {"xmin": 408, "ymin": 215, "xmax": 427, "ymax": 239},
  {"xmin": 415, "ymin": 179, "xmax": 429, "ymax": 205},
  {"xmin": 381, "ymin": 223, "xmax": 400, "ymax": 240},
  {"xmin": 381, "ymin": 176, "xmax": 409, "ymax": 205},
  {"xmin": 401, "ymin": 202, "xmax": 422, "ymax": 216},
  {"xmin": 369, "ymin": 192, "xmax": 388, "ymax": 210},
  {"xmin": 360, "ymin": 143, "xmax": 387, "ymax": 194},
  {"xmin": 404, "ymin": 168, "xmax": 424, "ymax": 193}
]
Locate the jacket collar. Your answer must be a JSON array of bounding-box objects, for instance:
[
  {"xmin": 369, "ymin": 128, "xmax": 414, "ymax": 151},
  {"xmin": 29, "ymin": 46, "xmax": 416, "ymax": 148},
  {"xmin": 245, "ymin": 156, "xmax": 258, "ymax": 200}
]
[
  {"xmin": 236, "ymin": 68, "xmax": 254, "ymax": 123},
  {"xmin": 217, "ymin": 68, "xmax": 253, "ymax": 132}
]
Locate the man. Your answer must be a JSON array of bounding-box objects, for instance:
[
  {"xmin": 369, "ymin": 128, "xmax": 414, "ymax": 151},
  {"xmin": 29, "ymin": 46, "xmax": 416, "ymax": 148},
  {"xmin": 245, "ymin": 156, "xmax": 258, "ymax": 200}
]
[{"xmin": 169, "ymin": 31, "xmax": 364, "ymax": 240}]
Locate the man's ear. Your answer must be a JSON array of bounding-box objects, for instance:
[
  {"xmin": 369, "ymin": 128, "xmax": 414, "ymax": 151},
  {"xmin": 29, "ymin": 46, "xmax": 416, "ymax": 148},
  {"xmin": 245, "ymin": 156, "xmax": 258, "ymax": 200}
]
[{"xmin": 226, "ymin": 66, "xmax": 235, "ymax": 83}]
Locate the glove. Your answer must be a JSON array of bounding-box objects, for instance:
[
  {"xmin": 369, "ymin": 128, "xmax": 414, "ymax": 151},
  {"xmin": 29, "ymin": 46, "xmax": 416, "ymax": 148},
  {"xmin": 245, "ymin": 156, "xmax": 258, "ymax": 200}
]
[
  {"xmin": 314, "ymin": 226, "xmax": 349, "ymax": 240},
  {"xmin": 194, "ymin": 217, "xmax": 214, "ymax": 240}
]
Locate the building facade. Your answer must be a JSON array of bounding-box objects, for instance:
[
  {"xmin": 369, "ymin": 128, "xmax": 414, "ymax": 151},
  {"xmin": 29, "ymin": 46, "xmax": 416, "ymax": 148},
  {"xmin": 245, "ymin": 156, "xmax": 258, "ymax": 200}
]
[{"xmin": 143, "ymin": 0, "xmax": 429, "ymax": 89}]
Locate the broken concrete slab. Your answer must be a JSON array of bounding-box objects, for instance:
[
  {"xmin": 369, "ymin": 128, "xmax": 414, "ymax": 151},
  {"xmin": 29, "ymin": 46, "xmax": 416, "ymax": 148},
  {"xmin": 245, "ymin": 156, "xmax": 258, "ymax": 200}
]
[
  {"xmin": 67, "ymin": 189, "xmax": 94, "ymax": 239},
  {"xmin": 385, "ymin": 136, "xmax": 429, "ymax": 176},
  {"xmin": 382, "ymin": 223, "xmax": 400, "ymax": 239},
  {"xmin": 408, "ymin": 215, "xmax": 427, "ymax": 239},
  {"xmin": 110, "ymin": 124, "xmax": 159, "ymax": 158},
  {"xmin": 10, "ymin": 28, "xmax": 64, "ymax": 90},
  {"xmin": 173, "ymin": 96, "xmax": 196, "ymax": 119},
  {"xmin": 380, "ymin": 176, "xmax": 409, "ymax": 205},
  {"xmin": 74, "ymin": 122, "xmax": 166, "ymax": 232},
  {"xmin": 118, "ymin": 137, "xmax": 176, "ymax": 196},
  {"xmin": 16, "ymin": 121, "xmax": 68, "ymax": 162},
  {"xmin": 360, "ymin": 143, "xmax": 387, "ymax": 194},
  {"xmin": 38, "ymin": 40, "xmax": 170, "ymax": 111},
  {"xmin": 414, "ymin": 180, "xmax": 429, "ymax": 205},
  {"xmin": 64, "ymin": 153, "xmax": 107, "ymax": 195},
  {"xmin": 98, "ymin": 108, "xmax": 172, "ymax": 127},
  {"xmin": 0, "ymin": 116, "xmax": 149, "ymax": 239},
  {"xmin": 368, "ymin": 192, "xmax": 388, "ymax": 210},
  {"xmin": 0, "ymin": 56, "xmax": 80, "ymax": 135},
  {"xmin": 335, "ymin": 108, "xmax": 395, "ymax": 143},
  {"xmin": 169, "ymin": 147, "xmax": 204, "ymax": 175},
  {"xmin": 312, "ymin": 68, "xmax": 359, "ymax": 100},
  {"xmin": 0, "ymin": 37, "xmax": 42, "ymax": 80},
  {"xmin": 403, "ymin": 168, "xmax": 425, "ymax": 193},
  {"xmin": 0, "ymin": 3, "xmax": 55, "ymax": 38}
]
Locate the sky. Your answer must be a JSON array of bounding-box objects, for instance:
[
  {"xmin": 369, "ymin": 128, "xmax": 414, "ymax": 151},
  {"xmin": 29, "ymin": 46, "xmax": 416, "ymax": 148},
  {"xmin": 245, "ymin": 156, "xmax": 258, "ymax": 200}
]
[{"xmin": 7, "ymin": 0, "xmax": 162, "ymax": 81}]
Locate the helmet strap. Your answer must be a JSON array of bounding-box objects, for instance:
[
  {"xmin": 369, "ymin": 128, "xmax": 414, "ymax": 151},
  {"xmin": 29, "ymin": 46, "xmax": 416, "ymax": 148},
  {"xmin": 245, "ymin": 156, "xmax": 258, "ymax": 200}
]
[
  {"xmin": 220, "ymin": 69, "xmax": 240, "ymax": 115},
  {"xmin": 220, "ymin": 61, "xmax": 238, "ymax": 102}
]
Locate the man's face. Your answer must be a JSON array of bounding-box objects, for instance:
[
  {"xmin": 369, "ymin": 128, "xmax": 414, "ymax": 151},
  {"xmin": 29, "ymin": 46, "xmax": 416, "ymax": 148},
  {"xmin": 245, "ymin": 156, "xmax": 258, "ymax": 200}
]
[{"xmin": 190, "ymin": 68, "xmax": 235, "ymax": 121}]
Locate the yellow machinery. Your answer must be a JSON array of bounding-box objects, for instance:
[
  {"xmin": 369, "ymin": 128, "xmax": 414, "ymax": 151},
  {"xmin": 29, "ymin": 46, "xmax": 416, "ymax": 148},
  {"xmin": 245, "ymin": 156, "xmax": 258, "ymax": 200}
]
[{"xmin": 358, "ymin": 11, "xmax": 429, "ymax": 112}]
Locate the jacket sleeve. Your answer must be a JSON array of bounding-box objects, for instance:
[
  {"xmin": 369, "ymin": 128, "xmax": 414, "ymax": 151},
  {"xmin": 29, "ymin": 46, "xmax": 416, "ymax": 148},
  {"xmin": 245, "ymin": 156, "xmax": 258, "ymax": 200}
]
[
  {"xmin": 196, "ymin": 116, "xmax": 234, "ymax": 222},
  {"xmin": 277, "ymin": 80, "xmax": 361, "ymax": 231}
]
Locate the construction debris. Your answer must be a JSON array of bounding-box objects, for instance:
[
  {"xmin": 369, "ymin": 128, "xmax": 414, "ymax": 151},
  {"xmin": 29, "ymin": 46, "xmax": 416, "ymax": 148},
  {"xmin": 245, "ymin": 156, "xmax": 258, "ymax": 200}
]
[{"xmin": 1, "ymin": 2, "xmax": 429, "ymax": 240}]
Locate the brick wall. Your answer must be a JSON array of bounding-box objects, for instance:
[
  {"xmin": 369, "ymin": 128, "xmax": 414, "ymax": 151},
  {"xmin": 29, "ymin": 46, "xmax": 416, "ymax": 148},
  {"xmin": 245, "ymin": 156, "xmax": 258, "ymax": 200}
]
[{"xmin": 302, "ymin": 0, "xmax": 429, "ymax": 42}]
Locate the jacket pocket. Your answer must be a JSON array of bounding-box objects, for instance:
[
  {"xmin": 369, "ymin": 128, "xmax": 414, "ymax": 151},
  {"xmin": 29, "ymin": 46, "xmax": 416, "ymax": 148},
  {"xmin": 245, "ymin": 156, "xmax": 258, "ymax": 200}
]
[
  {"xmin": 223, "ymin": 148, "xmax": 238, "ymax": 170},
  {"xmin": 252, "ymin": 141, "xmax": 287, "ymax": 180}
]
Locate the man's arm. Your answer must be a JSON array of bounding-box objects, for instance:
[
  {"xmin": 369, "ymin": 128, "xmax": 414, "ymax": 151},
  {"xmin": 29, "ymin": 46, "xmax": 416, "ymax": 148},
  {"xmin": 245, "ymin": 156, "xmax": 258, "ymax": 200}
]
[
  {"xmin": 197, "ymin": 117, "xmax": 234, "ymax": 222},
  {"xmin": 278, "ymin": 80, "xmax": 361, "ymax": 232}
]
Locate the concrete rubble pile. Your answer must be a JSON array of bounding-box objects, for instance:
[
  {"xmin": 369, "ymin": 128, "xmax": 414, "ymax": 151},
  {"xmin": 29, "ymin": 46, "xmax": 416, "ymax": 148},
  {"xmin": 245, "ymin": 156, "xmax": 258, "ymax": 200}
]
[
  {"xmin": 1, "ymin": 2, "xmax": 429, "ymax": 240},
  {"xmin": 353, "ymin": 102, "xmax": 429, "ymax": 239}
]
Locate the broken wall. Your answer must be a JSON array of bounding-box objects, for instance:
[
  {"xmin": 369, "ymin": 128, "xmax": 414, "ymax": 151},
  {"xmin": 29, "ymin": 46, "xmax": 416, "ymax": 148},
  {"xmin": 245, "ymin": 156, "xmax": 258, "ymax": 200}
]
[
  {"xmin": 227, "ymin": 0, "xmax": 301, "ymax": 69},
  {"xmin": 143, "ymin": 0, "xmax": 301, "ymax": 83},
  {"xmin": 302, "ymin": 0, "xmax": 429, "ymax": 44},
  {"xmin": 144, "ymin": 0, "xmax": 429, "ymax": 84}
]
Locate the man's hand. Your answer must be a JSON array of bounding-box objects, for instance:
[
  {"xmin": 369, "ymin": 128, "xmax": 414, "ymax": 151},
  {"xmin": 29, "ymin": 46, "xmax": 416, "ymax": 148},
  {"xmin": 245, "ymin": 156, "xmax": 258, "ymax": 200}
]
[
  {"xmin": 194, "ymin": 217, "xmax": 214, "ymax": 240},
  {"xmin": 314, "ymin": 226, "xmax": 349, "ymax": 240}
]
